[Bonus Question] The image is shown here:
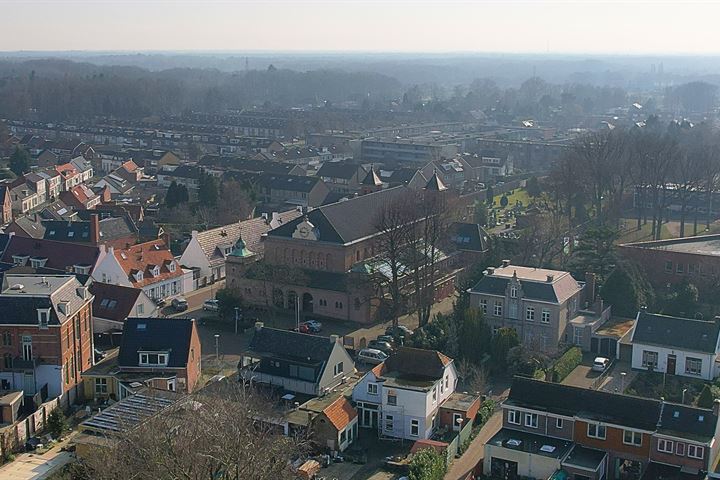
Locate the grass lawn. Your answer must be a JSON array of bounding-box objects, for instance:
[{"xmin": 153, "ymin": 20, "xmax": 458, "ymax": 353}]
[
  {"xmin": 493, "ymin": 188, "xmax": 531, "ymax": 210},
  {"xmin": 617, "ymin": 219, "xmax": 672, "ymax": 243},
  {"xmin": 626, "ymin": 371, "xmax": 708, "ymax": 404}
]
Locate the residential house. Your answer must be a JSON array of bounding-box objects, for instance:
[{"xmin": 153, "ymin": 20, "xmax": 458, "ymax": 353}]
[
  {"xmin": 0, "ymin": 186, "xmax": 12, "ymax": 225},
  {"xmin": 69, "ymin": 156, "xmax": 94, "ymax": 183},
  {"xmin": 157, "ymin": 165, "xmax": 202, "ymax": 192},
  {"xmin": 1, "ymin": 235, "xmax": 105, "ymax": 276},
  {"xmin": 460, "ymin": 151, "xmax": 515, "ymax": 182},
  {"xmin": 43, "ymin": 214, "xmax": 138, "ymax": 249},
  {"xmin": 360, "ymin": 137, "xmax": 458, "ymax": 165},
  {"xmin": 449, "ymin": 222, "xmax": 490, "ymax": 263},
  {"xmin": 316, "ymin": 162, "xmax": 367, "ymax": 194},
  {"xmin": 630, "ymin": 310, "xmax": 720, "ymax": 380},
  {"xmin": 59, "ymin": 184, "xmax": 102, "ymax": 210},
  {"xmin": 179, "ymin": 209, "xmax": 302, "ymax": 287},
  {"xmin": 351, "ymin": 348, "xmax": 458, "ymax": 441},
  {"xmin": 89, "ymin": 282, "xmax": 157, "ymax": 333},
  {"xmin": 91, "ymin": 239, "xmax": 187, "ymax": 300},
  {"xmin": 420, "ymin": 158, "xmax": 469, "ymax": 191},
  {"xmin": 486, "ymin": 377, "xmax": 720, "ymax": 480},
  {"xmin": 34, "ymin": 149, "xmax": 60, "ymax": 168},
  {"xmin": 0, "ymin": 274, "xmax": 94, "ymax": 407},
  {"xmin": 82, "ymin": 317, "xmax": 201, "ymax": 401},
  {"xmin": 56, "ymin": 163, "xmax": 83, "ymax": 191},
  {"xmin": 469, "ymin": 262, "xmax": 585, "ymax": 352},
  {"xmin": 239, "ymin": 322, "xmax": 355, "ymax": 396},
  {"xmin": 36, "ymin": 168, "xmax": 62, "ymax": 199},
  {"xmin": 288, "ymin": 393, "xmax": 359, "ymax": 453},
  {"xmin": 257, "ymin": 173, "xmax": 329, "ymax": 208}
]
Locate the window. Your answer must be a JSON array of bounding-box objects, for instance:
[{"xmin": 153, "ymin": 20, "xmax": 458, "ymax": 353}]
[
  {"xmin": 137, "ymin": 304, "xmax": 144, "ymax": 315},
  {"xmin": 676, "ymin": 443, "xmax": 686, "ymax": 456},
  {"xmin": 335, "ymin": 301, "xmax": 343, "ymax": 309},
  {"xmin": 676, "ymin": 263, "xmax": 684, "ymax": 274},
  {"xmin": 689, "ymin": 263, "xmax": 697, "ymax": 275},
  {"xmin": 3, "ymin": 353, "xmax": 12, "ymax": 369},
  {"xmin": 665, "ymin": 260, "xmax": 673, "ymax": 273},
  {"xmin": 587, "ymin": 423, "xmax": 606, "ymax": 440},
  {"xmin": 688, "ymin": 445, "xmax": 704, "ymax": 459},
  {"xmin": 494, "ymin": 301, "xmax": 503, "ymax": 317},
  {"xmin": 541, "ymin": 309, "xmax": 551, "ymax": 323},
  {"xmin": 95, "ymin": 378, "xmax": 108, "ymax": 394},
  {"xmin": 367, "ymin": 383, "xmax": 378, "ymax": 395},
  {"xmin": 445, "ymin": 375, "xmax": 449, "ymax": 389},
  {"xmin": 38, "ymin": 309, "xmax": 49, "ymax": 329},
  {"xmin": 642, "ymin": 351, "xmax": 658, "ymax": 369},
  {"xmin": 410, "ymin": 419, "xmax": 419, "ymax": 436},
  {"xmin": 2, "ymin": 332, "xmax": 11, "ymax": 346},
  {"xmin": 510, "ymin": 285, "xmax": 518, "ymax": 298},
  {"xmin": 526, "ymin": 306, "xmax": 535, "ymax": 321},
  {"xmin": 334, "ymin": 362, "xmax": 344, "ymax": 376},
  {"xmin": 340, "ymin": 429, "xmax": 346, "ymax": 443},
  {"xmin": 139, "ymin": 352, "xmax": 168, "ymax": 366},
  {"xmin": 21, "ymin": 336, "xmax": 32, "ymax": 362},
  {"xmin": 573, "ymin": 326, "xmax": 582, "ymax": 346},
  {"xmin": 623, "ymin": 430, "xmax": 642, "ymax": 446},
  {"xmin": 658, "ymin": 438, "xmax": 674, "ymax": 453},
  {"xmin": 169, "ymin": 262, "xmax": 176, "ymax": 272},
  {"xmin": 65, "ymin": 363, "xmax": 69, "ymax": 384},
  {"xmin": 385, "ymin": 414, "xmax": 394, "ymax": 431},
  {"xmin": 432, "ymin": 386, "xmax": 437, "ymax": 404},
  {"xmin": 525, "ymin": 413, "xmax": 538, "ymax": 428},
  {"xmin": 289, "ymin": 365, "xmax": 315, "ymax": 381},
  {"xmin": 387, "ymin": 393, "xmax": 397, "ymax": 406},
  {"xmin": 685, "ymin": 357, "xmax": 702, "ymax": 376},
  {"xmin": 556, "ymin": 417, "xmax": 563, "ymax": 429},
  {"xmin": 479, "ymin": 299, "xmax": 487, "ymax": 314},
  {"xmin": 508, "ymin": 410, "xmax": 520, "ymax": 425}
]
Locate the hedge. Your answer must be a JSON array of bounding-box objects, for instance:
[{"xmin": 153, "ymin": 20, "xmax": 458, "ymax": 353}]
[
  {"xmin": 476, "ymin": 399, "xmax": 496, "ymax": 426},
  {"xmin": 550, "ymin": 347, "xmax": 582, "ymax": 383}
]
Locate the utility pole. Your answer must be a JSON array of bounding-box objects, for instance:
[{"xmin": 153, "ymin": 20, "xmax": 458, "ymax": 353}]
[
  {"xmin": 234, "ymin": 307, "xmax": 240, "ymax": 335},
  {"xmin": 214, "ymin": 334, "xmax": 220, "ymax": 361}
]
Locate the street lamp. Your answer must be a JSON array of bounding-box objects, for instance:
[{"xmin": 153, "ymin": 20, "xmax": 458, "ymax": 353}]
[
  {"xmin": 234, "ymin": 307, "xmax": 240, "ymax": 335},
  {"xmin": 214, "ymin": 334, "xmax": 220, "ymax": 361},
  {"xmin": 456, "ymin": 416, "xmax": 464, "ymax": 432},
  {"xmin": 620, "ymin": 372, "xmax": 626, "ymax": 392},
  {"xmin": 682, "ymin": 388, "xmax": 688, "ymax": 404}
]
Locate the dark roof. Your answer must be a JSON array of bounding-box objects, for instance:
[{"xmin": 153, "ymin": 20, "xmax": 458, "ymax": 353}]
[
  {"xmin": 0, "ymin": 296, "xmax": 58, "ymax": 325},
  {"xmin": 471, "ymin": 275, "xmax": 560, "ymax": 302},
  {"xmin": 90, "ymin": 282, "xmax": 143, "ymax": 323},
  {"xmin": 360, "ymin": 168, "xmax": 383, "ymax": 186},
  {"xmin": 658, "ymin": 403, "xmax": 717, "ymax": 442},
  {"xmin": 268, "ymin": 186, "xmax": 409, "ymax": 244},
  {"xmin": 248, "ymin": 326, "xmax": 335, "ymax": 364},
  {"xmin": 166, "ymin": 165, "xmax": 202, "ymax": 180},
  {"xmin": 632, "ymin": 311, "xmax": 720, "ymax": 354},
  {"xmin": 387, "ymin": 168, "xmax": 422, "ymax": 185},
  {"xmin": 0, "ymin": 234, "xmax": 10, "ymax": 257},
  {"xmin": 381, "ymin": 347, "xmax": 452, "ymax": 379},
  {"xmin": 0, "ymin": 185, "xmax": 7, "ymax": 206},
  {"xmin": 507, "ymin": 377, "xmax": 662, "ymax": 431},
  {"xmin": 424, "ymin": 172, "xmax": 448, "ymax": 191},
  {"xmin": 1, "ymin": 236, "xmax": 100, "ymax": 272},
  {"xmin": 259, "ymin": 173, "xmax": 321, "ymax": 193},
  {"xmin": 450, "ymin": 222, "xmax": 490, "ymax": 252},
  {"xmin": 118, "ymin": 318, "xmax": 195, "ymax": 368},
  {"xmin": 317, "ymin": 162, "xmax": 364, "ymax": 180}
]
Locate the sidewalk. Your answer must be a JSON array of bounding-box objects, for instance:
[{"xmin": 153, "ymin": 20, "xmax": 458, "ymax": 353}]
[
  {"xmin": 0, "ymin": 433, "xmax": 77, "ymax": 480},
  {"xmin": 444, "ymin": 412, "xmax": 501, "ymax": 480}
]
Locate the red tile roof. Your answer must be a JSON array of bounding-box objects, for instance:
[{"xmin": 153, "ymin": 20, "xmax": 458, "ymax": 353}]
[
  {"xmin": 322, "ymin": 396, "xmax": 357, "ymax": 430},
  {"xmin": 114, "ymin": 239, "xmax": 183, "ymax": 288}
]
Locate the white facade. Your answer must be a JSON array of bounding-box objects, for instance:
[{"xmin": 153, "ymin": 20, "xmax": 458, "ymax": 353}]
[
  {"xmin": 178, "ymin": 234, "xmax": 211, "ymax": 280},
  {"xmin": 351, "ymin": 360, "xmax": 458, "ymax": 440},
  {"xmin": 483, "ymin": 443, "xmax": 561, "ymax": 479},
  {"xmin": 631, "ymin": 343, "xmax": 719, "ymax": 380}
]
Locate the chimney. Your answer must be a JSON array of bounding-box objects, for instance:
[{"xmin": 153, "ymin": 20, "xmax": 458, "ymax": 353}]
[
  {"xmin": 330, "ymin": 334, "xmax": 339, "ymax": 344},
  {"xmin": 501, "ymin": 259, "xmax": 510, "ymax": 268},
  {"xmin": 546, "ymin": 274, "xmax": 554, "ymax": 283},
  {"xmin": 191, "ymin": 230, "xmax": 199, "ymax": 239},
  {"xmin": 486, "ymin": 267, "xmax": 495, "ymax": 275},
  {"xmin": 272, "ymin": 212, "xmax": 280, "ymax": 224},
  {"xmin": 714, "ymin": 399, "xmax": 720, "ymax": 417},
  {"xmin": 585, "ymin": 272, "xmax": 596, "ymax": 303},
  {"xmin": 90, "ymin": 213, "xmax": 100, "ymax": 245},
  {"xmin": 254, "ymin": 321, "xmax": 264, "ymax": 332}
]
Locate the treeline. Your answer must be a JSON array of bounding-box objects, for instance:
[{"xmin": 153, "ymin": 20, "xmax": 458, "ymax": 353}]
[{"xmin": 0, "ymin": 59, "xmax": 403, "ymax": 120}]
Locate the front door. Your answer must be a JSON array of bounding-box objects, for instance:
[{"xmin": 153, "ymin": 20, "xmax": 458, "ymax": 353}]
[
  {"xmin": 361, "ymin": 408, "xmax": 378, "ymax": 429},
  {"xmin": 667, "ymin": 355, "xmax": 677, "ymax": 375}
]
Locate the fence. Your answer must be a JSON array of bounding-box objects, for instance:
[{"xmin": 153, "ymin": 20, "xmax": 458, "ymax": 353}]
[
  {"xmin": 0, "ymin": 397, "xmax": 60, "ymax": 459},
  {"xmin": 445, "ymin": 420, "xmax": 474, "ymax": 465}
]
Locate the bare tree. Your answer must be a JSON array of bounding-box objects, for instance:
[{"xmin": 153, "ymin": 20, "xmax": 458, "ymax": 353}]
[{"xmin": 76, "ymin": 384, "xmax": 309, "ymax": 480}]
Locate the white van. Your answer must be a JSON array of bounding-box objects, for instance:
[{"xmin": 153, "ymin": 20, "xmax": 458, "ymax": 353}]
[{"xmin": 357, "ymin": 348, "xmax": 388, "ymax": 365}]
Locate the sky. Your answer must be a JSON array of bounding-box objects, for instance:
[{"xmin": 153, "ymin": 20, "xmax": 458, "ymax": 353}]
[{"xmin": 3, "ymin": 0, "xmax": 720, "ymax": 55}]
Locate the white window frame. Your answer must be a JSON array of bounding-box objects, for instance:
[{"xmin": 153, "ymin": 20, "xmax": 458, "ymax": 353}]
[
  {"xmin": 410, "ymin": 419, "xmax": 419, "ymax": 437},
  {"xmin": 642, "ymin": 350, "xmax": 658, "ymax": 369},
  {"xmin": 541, "ymin": 309, "xmax": 551, "ymax": 323},
  {"xmin": 555, "ymin": 417, "xmax": 563, "ymax": 429},
  {"xmin": 384, "ymin": 414, "xmax": 394, "ymax": 431},
  {"xmin": 367, "ymin": 383, "xmax": 378, "ymax": 395},
  {"xmin": 95, "ymin": 377, "xmax": 108, "ymax": 394},
  {"xmin": 685, "ymin": 357, "xmax": 702, "ymax": 376},
  {"xmin": 587, "ymin": 423, "xmax": 606, "ymax": 440},
  {"xmin": 526, "ymin": 306, "xmax": 535, "ymax": 321},
  {"xmin": 479, "ymin": 299, "xmax": 487, "ymax": 314},
  {"xmin": 623, "ymin": 430, "xmax": 642, "ymax": 446},
  {"xmin": 508, "ymin": 410, "xmax": 520, "ymax": 425},
  {"xmin": 510, "ymin": 285, "xmax": 517, "ymax": 298},
  {"xmin": 139, "ymin": 352, "xmax": 168, "ymax": 366},
  {"xmin": 688, "ymin": 444, "xmax": 704, "ymax": 459},
  {"xmin": 494, "ymin": 301, "xmax": 503, "ymax": 317},
  {"xmin": 525, "ymin": 413, "xmax": 538, "ymax": 428},
  {"xmin": 334, "ymin": 362, "xmax": 344, "ymax": 377},
  {"xmin": 658, "ymin": 438, "xmax": 674, "ymax": 454}
]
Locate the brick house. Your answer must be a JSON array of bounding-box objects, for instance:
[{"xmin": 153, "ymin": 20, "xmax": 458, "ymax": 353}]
[
  {"xmin": 0, "ymin": 185, "xmax": 12, "ymax": 225},
  {"xmin": 0, "ymin": 274, "xmax": 94, "ymax": 407},
  {"xmin": 82, "ymin": 317, "xmax": 201, "ymax": 400},
  {"xmin": 485, "ymin": 377, "xmax": 720, "ymax": 480}
]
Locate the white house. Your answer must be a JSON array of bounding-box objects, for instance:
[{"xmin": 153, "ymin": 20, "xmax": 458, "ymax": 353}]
[
  {"xmin": 630, "ymin": 310, "xmax": 720, "ymax": 380},
  {"xmin": 91, "ymin": 239, "xmax": 186, "ymax": 300},
  {"xmin": 90, "ymin": 282, "xmax": 159, "ymax": 333},
  {"xmin": 352, "ymin": 347, "xmax": 457, "ymax": 441}
]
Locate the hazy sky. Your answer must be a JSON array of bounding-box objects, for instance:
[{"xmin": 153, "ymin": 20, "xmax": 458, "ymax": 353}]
[{"xmin": 3, "ymin": 0, "xmax": 720, "ymax": 54}]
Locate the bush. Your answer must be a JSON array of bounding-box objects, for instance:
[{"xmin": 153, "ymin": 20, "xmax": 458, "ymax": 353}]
[
  {"xmin": 697, "ymin": 384, "xmax": 714, "ymax": 408},
  {"xmin": 47, "ymin": 408, "xmax": 68, "ymax": 439},
  {"xmin": 549, "ymin": 347, "xmax": 582, "ymax": 383},
  {"xmin": 409, "ymin": 448, "xmax": 447, "ymax": 480},
  {"xmin": 476, "ymin": 399, "xmax": 496, "ymax": 426}
]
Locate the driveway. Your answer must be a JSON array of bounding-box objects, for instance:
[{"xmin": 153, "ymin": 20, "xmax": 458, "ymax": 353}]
[{"xmin": 0, "ymin": 449, "xmax": 73, "ymax": 480}]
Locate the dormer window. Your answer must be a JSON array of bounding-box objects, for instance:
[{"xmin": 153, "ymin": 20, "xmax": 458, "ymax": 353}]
[
  {"xmin": 30, "ymin": 257, "xmax": 48, "ymax": 268},
  {"xmin": 73, "ymin": 264, "xmax": 91, "ymax": 275},
  {"xmin": 168, "ymin": 262, "xmax": 176, "ymax": 273},
  {"xmin": 150, "ymin": 265, "xmax": 160, "ymax": 277},
  {"xmin": 37, "ymin": 309, "xmax": 50, "ymax": 329},
  {"xmin": 12, "ymin": 255, "xmax": 29, "ymax": 266},
  {"xmin": 139, "ymin": 352, "xmax": 168, "ymax": 366},
  {"xmin": 135, "ymin": 271, "xmax": 144, "ymax": 282}
]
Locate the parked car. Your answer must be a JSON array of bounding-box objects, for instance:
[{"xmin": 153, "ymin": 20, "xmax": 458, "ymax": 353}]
[
  {"xmin": 376, "ymin": 334, "xmax": 395, "ymax": 345},
  {"xmin": 385, "ymin": 325, "xmax": 413, "ymax": 337},
  {"xmin": 293, "ymin": 323, "xmax": 311, "ymax": 334},
  {"xmin": 154, "ymin": 297, "xmax": 167, "ymax": 307},
  {"xmin": 368, "ymin": 339, "xmax": 393, "ymax": 354},
  {"xmin": 357, "ymin": 348, "xmax": 388, "ymax": 365},
  {"xmin": 171, "ymin": 296, "xmax": 188, "ymax": 312},
  {"xmin": 203, "ymin": 299, "xmax": 220, "ymax": 312},
  {"xmin": 301, "ymin": 319, "xmax": 322, "ymax": 332},
  {"xmin": 592, "ymin": 357, "xmax": 610, "ymax": 372}
]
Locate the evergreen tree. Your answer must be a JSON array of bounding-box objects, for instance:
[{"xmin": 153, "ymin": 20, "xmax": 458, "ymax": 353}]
[
  {"xmin": 9, "ymin": 146, "xmax": 30, "ymax": 176},
  {"xmin": 697, "ymin": 384, "xmax": 714, "ymax": 408},
  {"xmin": 600, "ymin": 261, "xmax": 655, "ymax": 317},
  {"xmin": 499, "ymin": 194, "xmax": 509, "ymax": 208},
  {"xmin": 663, "ymin": 279, "xmax": 699, "ymax": 317},
  {"xmin": 198, "ymin": 174, "xmax": 219, "ymax": 206},
  {"xmin": 458, "ymin": 307, "xmax": 491, "ymax": 364},
  {"xmin": 408, "ymin": 448, "xmax": 447, "ymax": 480},
  {"xmin": 569, "ymin": 226, "xmax": 618, "ymax": 284},
  {"xmin": 486, "ymin": 186, "xmax": 494, "ymax": 204},
  {"xmin": 526, "ymin": 176, "xmax": 542, "ymax": 198},
  {"xmin": 474, "ymin": 201, "xmax": 488, "ymax": 226},
  {"xmin": 47, "ymin": 408, "xmax": 68, "ymax": 439}
]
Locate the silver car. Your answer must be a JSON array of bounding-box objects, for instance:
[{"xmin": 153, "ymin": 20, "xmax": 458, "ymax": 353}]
[{"xmin": 357, "ymin": 348, "xmax": 388, "ymax": 365}]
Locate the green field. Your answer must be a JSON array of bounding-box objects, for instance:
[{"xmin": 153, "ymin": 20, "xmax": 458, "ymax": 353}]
[{"xmin": 492, "ymin": 188, "xmax": 531, "ymax": 213}]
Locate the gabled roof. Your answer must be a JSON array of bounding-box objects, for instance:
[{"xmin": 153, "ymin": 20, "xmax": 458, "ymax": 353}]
[
  {"xmin": 165, "ymin": 165, "xmax": 202, "ymax": 180},
  {"xmin": 1, "ymin": 236, "xmax": 101, "ymax": 272},
  {"xmin": 90, "ymin": 282, "xmax": 143, "ymax": 323},
  {"xmin": 0, "ymin": 274, "xmax": 90, "ymax": 326},
  {"xmin": 268, "ymin": 186, "xmax": 410, "ymax": 244},
  {"xmin": 360, "ymin": 168, "xmax": 383, "ymax": 186},
  {"xmin": 470, "ymin": 265, "xmax": 582, "ymax": 304},
  {"xmin": 450, "ymin": 222, "xmax": 490, "ymax": 253},
  {"xmin": 118, "ymin": 317, "xmax": 196, "ymax": 368},
  {"xmin": 322, "ymin": 396, "xmax": 358, "ymax": 430},
  {"xmin": 113, "ymin": 240, "xmax": 182, "ymax": 288},
  {"xmin": 259, "ymin": 173, "xmax": 322, "ymax": 193},
  {"xmin": 632, "ymin": 311, "xmax": 720, "ymax": 354},
  {"xmin": 9, "ymin": 215, "xmax": 46, "ymax": 238},
  {"xmin": 375, "ymin": 347, "xmax": 452, "ymax": 380},
  {"xmin": 425, "ymin": 171, "xmax": 448, "ymax": 191},
  {"xmin": 658, "ymin": 403, "xmax": 717, "ymax": 442},
  {"xmin": 317, "ymin": 162, "xmax": 364, "ymax": 180},
  {"xmin": 247, "ymin": 326, "xmax": 336, "ymax": 364}
]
